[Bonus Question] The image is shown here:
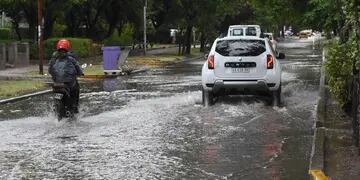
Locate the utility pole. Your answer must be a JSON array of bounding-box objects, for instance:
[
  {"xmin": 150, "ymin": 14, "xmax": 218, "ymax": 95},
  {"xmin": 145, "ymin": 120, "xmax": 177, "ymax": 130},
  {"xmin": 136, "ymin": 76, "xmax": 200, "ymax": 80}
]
[
  {"xmin": 37, "ymin": 0, "xmax": 44, "ymax": 75},
  {"xmin": 143, "ymin": 0, "xmax": 147, "ymax": 55}
]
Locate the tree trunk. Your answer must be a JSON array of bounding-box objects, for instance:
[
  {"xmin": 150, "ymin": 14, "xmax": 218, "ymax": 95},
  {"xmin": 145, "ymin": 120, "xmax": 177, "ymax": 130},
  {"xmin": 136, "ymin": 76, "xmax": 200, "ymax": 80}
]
[
  {"xmin": 182, "ymin": 42, "xmax": 186, "ymax": 55},
  {"xmin": 200, "ymin": 32, "xmax": 205, "ymax": 52},
  {"xmin": 178, "ymin": 42, "xmax": 182, "ymax": 55},
  {"xmin": 12, "ymin": 21, "xmax": 22, "ymax": 40},
  {"xmin": 184, "ymin": 25, "xmax": 192, "ymax": 54},
  {"xmin": 178, "ymin": 30, "xmax": 183, "ymax": 55}
]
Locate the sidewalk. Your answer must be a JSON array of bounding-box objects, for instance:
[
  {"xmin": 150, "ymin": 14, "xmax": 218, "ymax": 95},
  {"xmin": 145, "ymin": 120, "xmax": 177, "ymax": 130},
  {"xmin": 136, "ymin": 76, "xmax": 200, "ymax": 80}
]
[
  {"xmin": 0, "ymin": 65, "xmax": 50, "ymax": 80},
  {"xmin": 321, "ymin": 89, "xmax": 360, "ymax": 179},
  {"xmin": 310, "ymin": 48, "xmax": 360, "ymax": 179}
]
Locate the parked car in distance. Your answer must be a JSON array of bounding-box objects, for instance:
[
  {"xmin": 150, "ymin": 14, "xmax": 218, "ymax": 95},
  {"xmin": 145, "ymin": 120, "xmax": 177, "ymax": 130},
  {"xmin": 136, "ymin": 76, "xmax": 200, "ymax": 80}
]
[
  {"xmin": 201, "ymin": 35, "xmax": 285, "ymax": 106},
  {"xmin": 298, "ymin": 30, "xmax": 312, "ymax": 39},
  {"xmin": 285, "ymin": 30, "xmax": 293, "ymax": 37}
]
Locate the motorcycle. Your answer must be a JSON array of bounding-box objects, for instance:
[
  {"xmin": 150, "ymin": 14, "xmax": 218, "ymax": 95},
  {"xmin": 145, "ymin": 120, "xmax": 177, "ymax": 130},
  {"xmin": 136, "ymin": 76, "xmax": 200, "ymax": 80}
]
[{"xmin": 52, "ymin": 83, "xmax": 74, "ymax": 121}]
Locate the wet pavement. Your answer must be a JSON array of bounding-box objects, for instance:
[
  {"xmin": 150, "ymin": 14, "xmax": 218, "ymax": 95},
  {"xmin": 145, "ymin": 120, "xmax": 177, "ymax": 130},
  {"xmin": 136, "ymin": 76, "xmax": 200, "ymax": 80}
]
[{"xmin": 0, "ymin": 39, "xmax": 322, "ymax": 179}]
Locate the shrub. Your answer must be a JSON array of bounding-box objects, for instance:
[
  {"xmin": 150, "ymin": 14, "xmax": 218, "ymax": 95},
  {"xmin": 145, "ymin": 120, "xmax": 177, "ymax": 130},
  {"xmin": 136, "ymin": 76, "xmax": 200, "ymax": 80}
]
[
  {"xmin": 0, "ymin": 28, "xmax": 11, "ymax": 40},
  {"xmin": 30, "ymin": 43, "xmax": 38, "ymax": 59},
  {"xmin": 44, "ymin": 38, "xmax": 92, "ymax": 58},
  {"xmin": 104, "ymin": 23, "xmax": 134, "ymax": 46},
  {"xmin": 89, "ymin": 43, "xmax": 102, "ymax": 57},
  {"xmin": 325, "ymin": 38, "xmax": 357, "ymax": 107},
  {"xmin": 30, "ymin": 38, "xmax": 97, "ymax": 59},
  {"xmin": 104, "ymin": 30, "xmax": 121, "ymax": 46}
]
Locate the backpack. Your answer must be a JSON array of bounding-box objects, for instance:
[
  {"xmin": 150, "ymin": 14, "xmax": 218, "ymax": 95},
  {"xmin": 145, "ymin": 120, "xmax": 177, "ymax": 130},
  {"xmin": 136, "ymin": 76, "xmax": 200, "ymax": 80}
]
[{"xmin": 52, "ymin": 55, "xmax": 77, "ymax": 83}]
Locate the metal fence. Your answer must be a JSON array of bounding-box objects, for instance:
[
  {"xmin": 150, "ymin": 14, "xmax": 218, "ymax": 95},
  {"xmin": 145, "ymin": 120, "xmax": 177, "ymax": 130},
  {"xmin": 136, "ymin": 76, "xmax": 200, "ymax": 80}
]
[{"xmin": 7, "ymin": 42, "xmax": 30, "ymax": 67}]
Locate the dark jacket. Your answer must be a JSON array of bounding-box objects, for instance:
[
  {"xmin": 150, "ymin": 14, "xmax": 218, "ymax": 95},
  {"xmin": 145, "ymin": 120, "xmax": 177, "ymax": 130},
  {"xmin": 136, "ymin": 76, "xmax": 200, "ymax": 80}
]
[{"xmin": 48, "ymin": 52, "xmax": 83, "ymax": 83}]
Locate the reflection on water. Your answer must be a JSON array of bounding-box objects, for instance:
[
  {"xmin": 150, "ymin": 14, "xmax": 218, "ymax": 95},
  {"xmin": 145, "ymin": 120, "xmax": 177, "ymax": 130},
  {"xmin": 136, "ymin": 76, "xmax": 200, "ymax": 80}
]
[{"xmin": 103, "ymin": 77, "xmax": 118, "ymax": 92}]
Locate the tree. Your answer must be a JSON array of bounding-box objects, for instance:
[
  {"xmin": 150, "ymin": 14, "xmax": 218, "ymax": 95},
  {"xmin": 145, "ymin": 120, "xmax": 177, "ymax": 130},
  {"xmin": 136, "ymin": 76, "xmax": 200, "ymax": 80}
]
[
  {"xmin": 250, "ymin": 0, "xmax": 309, "ymax": 37},
  {"xmin": 305, "ymin": 0, "xmax": 344, "ymax": 39},
  {"xmin": 0, "ymin": 0, "xmax": 24, "ymax": 39}
]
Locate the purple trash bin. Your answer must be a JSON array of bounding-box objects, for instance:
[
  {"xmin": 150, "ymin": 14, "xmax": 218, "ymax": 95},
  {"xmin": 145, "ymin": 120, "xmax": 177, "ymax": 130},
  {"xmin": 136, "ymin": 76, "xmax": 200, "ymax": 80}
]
[{"xmin": 102, "ymin": 46, "xmax": 121, "ymax": 70}]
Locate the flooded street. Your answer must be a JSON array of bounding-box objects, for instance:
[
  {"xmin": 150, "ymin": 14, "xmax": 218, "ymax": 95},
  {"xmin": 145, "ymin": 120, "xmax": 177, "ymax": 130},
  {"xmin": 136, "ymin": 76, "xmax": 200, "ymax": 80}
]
[{"xmin": 0, "ymin": 39, "xmax": 322, "ymax": 179}]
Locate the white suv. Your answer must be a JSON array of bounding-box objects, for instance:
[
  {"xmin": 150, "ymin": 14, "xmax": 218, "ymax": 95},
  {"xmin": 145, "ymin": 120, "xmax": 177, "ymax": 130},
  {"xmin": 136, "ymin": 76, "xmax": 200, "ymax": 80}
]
[{"xmin": 201, "ymin": 35, "xmax": 285, "ymax": 106}]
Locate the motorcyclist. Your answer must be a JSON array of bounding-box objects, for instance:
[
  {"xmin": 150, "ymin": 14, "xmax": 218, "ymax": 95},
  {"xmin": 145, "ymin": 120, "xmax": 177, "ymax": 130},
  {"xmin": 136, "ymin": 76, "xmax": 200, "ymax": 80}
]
[{"xmin": 48, "ymin": 39, "xmax": 84, "ymax": 113}]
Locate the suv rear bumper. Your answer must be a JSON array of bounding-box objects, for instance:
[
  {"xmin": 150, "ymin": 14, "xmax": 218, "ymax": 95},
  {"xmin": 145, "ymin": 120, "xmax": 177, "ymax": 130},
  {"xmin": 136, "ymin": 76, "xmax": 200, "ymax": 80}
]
[{"xmin": 204, "ymin": 79, "xmax": 276, "ymax": 95}]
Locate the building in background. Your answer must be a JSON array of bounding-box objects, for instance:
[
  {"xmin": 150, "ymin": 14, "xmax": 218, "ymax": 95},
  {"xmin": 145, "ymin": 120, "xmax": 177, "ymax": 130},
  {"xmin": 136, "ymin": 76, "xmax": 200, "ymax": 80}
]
[
  {"xmin": 1, "ymin": 12, "xmax": 10, "ymax": 27},
  {"xmin": 170, "ymin": 29, "xmax": 178, "ymax": 44}
]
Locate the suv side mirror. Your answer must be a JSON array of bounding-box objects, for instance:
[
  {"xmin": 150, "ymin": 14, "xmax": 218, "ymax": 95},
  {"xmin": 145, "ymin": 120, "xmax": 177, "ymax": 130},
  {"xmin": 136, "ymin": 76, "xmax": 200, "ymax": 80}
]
[
  {"xmin": 204, "ymin": 53, "xmax": 209, "ymax": 60},
  {"xmin": 277, "ymin": 52, "xmax": 285, "ymax": 59}
]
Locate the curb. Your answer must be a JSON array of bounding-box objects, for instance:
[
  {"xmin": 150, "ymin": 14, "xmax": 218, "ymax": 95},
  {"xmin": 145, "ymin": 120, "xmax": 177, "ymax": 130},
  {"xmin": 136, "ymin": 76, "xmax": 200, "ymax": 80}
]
[
  {"xmin": 0, "ymin": 89, "xmax": 52, "ymax": 105},
  {"xmin": 130, "ymin": 68, "xmax": 149, "ymax": 75},
  {"xmin": 173, "ymin": 55, "xmax": 203, "ymax": 64},
  {"xmin": 309, "ymin": 170, "xmax": 329, "ymax": 180},
  {"xmin": 309, "ymin": 49, "xmax": 328, "ymax": 179},
  {"xmin": 0, "ymin": 75, "xmax": 51, "ymax": 81}
]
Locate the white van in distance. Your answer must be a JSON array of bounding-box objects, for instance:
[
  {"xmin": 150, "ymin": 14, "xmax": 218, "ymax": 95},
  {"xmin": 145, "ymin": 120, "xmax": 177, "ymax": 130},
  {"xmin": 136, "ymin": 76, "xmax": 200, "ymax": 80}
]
[{"xmin": 227, "ymin": 25, "xmax": 262, "ymax": 37}]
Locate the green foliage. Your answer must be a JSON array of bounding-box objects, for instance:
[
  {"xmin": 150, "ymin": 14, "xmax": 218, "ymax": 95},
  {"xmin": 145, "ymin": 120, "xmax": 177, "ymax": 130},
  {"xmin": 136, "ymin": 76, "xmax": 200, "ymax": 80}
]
[
  {"xmin": 30, "ymin": 38, "xmax": 100, "ymax": 59},
  {"xmin": 0, "ymin": 28, "xmax": 11, "ymax": 39},
  {"xmin": 52, "ymin": 23, "xmax": 67, "ymax": 37},
  {"xmin": 325, "ymin": 39, "xmax": 356, "ymax": 107},
  {"xmin": 250, "ymin": 0, "xmax": 307, "ymax": 33},
  {"xmin": 305, "ymin": 0, "xmax": 340, "ymax": 34},
  {"xmin": 30, "ymin": 43, "xmax": 38, "ymax": 60},
  {"xmin": 44, "ymin": 38, "xmax": 92, "ymax": 58},
  {"xmin": 104, "ymin": 23, "xmax": 134, "ymax": 46}
]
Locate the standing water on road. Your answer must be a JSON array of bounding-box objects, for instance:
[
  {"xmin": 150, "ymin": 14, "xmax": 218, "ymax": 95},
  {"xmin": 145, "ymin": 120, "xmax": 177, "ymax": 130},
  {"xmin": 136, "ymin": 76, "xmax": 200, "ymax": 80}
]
[{"xmin": 0, "ymin": 39, "xmax": 321, "ymax": 179}]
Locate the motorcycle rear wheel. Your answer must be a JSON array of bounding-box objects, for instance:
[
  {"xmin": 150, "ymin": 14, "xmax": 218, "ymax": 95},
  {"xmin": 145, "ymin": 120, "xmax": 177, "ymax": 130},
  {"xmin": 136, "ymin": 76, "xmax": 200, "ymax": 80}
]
[{"xmin": 55, "ymin": 99, "xmax": 65, "ymax": 121}]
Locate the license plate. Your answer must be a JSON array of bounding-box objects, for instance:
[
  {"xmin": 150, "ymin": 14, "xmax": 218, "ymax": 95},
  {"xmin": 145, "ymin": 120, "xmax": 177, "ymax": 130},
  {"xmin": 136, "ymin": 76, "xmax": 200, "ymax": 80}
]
[
  {"xmin": 54, "ymin": 93, "xmax": 63, "ymax": 100},
  {"xmin": 231, "ymin": 68, "xmax": 250, "ymax": 73}
]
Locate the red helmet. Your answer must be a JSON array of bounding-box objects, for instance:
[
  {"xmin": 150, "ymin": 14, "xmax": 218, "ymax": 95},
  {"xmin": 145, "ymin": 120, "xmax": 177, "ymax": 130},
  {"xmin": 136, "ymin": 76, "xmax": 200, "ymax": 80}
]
[{"xmin": 56, "ymin": 39, "xmax": 71, "ymax": 52}]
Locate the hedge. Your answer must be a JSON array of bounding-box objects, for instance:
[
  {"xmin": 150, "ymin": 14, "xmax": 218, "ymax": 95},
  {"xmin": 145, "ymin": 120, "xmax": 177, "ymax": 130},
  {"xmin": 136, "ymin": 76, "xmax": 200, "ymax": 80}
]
[
  {"xmin": 1, "ymin": 37, "xmax": 100, "ymax": 60},
  {"xmin": 44, "ymin": 38, "xmax": 93, "ymax": 59},
  {"xmin": 325, "ymin": 39, "xmax": 355, "ymax": 108},
  {"xmin": 0, "ymin": 28, "xmax": 11, "ymax": 40}
]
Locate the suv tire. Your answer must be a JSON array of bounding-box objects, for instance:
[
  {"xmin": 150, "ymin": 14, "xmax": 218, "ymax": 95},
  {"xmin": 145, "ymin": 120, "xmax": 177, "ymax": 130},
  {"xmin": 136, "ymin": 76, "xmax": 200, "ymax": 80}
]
[
  {"xmin": 202, "ymin": 88, "xmax": 214, "ymax": 106},
  {"xmin": 272, "ymin": 84, "xmax": 282, "ymax": 106}
]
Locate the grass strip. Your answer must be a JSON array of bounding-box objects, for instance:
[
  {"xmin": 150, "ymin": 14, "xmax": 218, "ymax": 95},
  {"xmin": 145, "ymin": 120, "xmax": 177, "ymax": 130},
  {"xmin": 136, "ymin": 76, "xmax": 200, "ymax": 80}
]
[{"xmin": 0, "ymin": 80, "xmax": 47, "ymax": 98}]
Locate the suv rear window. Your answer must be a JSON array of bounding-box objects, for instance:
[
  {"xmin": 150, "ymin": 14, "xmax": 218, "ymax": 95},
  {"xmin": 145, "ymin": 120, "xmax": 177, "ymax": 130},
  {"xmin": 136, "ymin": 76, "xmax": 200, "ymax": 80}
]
[{"xmin": 215, "ymin": 39, "xmax": 266, "ymax": 56}]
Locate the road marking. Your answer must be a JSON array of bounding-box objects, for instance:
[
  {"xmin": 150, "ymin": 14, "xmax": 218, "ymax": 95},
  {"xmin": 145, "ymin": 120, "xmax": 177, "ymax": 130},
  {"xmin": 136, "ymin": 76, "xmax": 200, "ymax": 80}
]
[
  {"xmin": 309, "ymin": 170, "xmax": 328, "ymax": 180},
  {"xmin": 241, "ymin": 115, "xmax": 264, "ymax": 126}
]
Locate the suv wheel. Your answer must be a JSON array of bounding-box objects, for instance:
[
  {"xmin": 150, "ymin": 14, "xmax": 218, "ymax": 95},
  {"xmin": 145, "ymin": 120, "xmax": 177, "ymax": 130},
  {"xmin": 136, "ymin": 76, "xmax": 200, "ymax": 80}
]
[
  {"xmin": 202, "ymin": 88, "xmax": 214, "ymax": 106},
  {"xmin": 272, "ymin": 84, "xmax": 282, "ymax": 106}
]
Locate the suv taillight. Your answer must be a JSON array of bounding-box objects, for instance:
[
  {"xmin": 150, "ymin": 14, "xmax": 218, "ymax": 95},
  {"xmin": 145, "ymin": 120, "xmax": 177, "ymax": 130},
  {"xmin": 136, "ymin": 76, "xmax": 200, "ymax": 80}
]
[
  {"xmin": 267, "ymin": 54, "xmax": 274, "ymax": 69},
  {"xmin": 208, "ymin": 55, "xmax": 215, "ymax": 69}
]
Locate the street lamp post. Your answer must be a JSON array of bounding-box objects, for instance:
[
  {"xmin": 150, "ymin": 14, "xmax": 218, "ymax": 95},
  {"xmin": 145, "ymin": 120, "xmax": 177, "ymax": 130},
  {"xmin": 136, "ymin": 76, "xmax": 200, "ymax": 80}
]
[
  {"xmin": 143, "ymin": 0, "xmax": 147, "ymax": 55},
  {"xmin": 1, "ymin": 11, "xmax": 5, "ymax": 27},
  {"xmin": 37, "ymin": 0, "xmax": 44, "ymax": 75}
]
